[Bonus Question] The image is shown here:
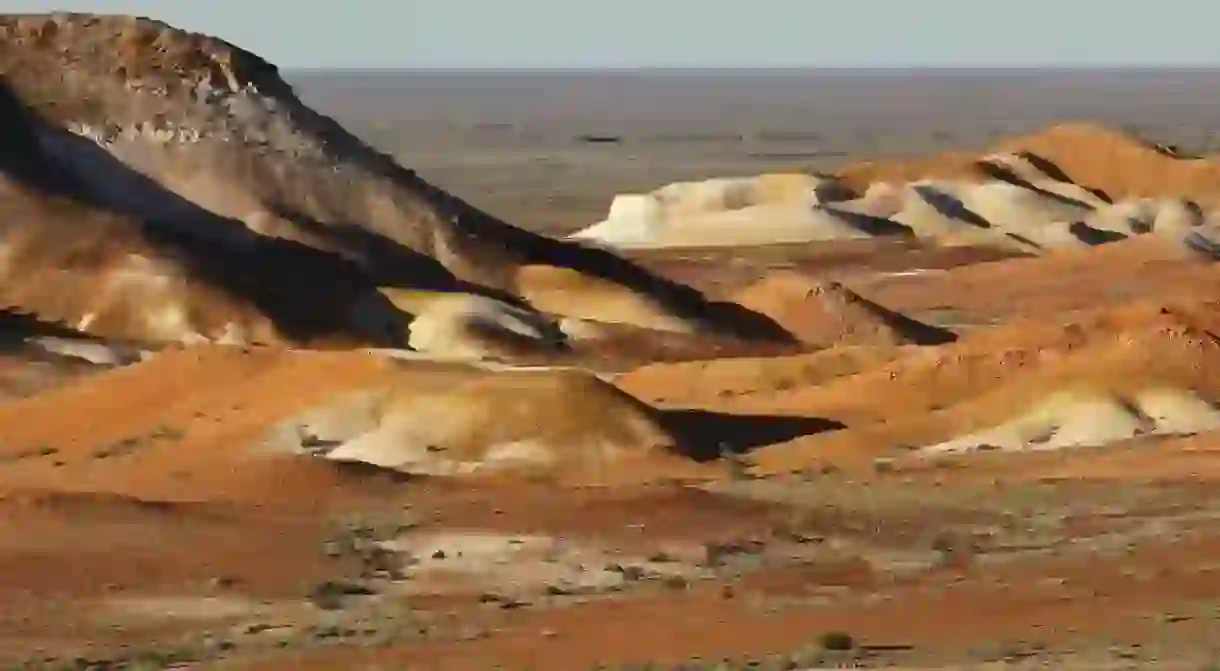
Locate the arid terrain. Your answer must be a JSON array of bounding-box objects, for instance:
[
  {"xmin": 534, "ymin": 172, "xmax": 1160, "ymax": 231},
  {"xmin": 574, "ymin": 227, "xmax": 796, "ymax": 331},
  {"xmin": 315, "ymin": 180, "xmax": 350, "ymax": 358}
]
[{"xmin": 6, "ymin": 13, "xmax": 1220, "ymax": 671}]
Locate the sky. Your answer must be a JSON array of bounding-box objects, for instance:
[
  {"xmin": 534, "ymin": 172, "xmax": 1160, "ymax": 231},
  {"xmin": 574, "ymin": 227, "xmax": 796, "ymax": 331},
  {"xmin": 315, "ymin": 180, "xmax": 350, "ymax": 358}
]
[{"xmin": 7, "ymin": 0, "xmax": 1220, "ymax": 69}]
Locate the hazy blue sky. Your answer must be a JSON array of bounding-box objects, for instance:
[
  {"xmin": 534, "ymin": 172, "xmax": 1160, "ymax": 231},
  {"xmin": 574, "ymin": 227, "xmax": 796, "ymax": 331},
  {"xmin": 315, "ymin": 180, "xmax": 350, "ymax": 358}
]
[{"xmin": 8, "ymin": 0, "xmax": 1220, "ymax": 69}]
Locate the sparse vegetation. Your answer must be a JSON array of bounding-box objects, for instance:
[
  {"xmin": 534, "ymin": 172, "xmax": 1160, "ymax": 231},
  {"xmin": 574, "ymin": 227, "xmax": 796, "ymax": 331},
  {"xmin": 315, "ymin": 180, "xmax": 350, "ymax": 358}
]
[
  {"xmin": 0, "ymin": 444, "xmax": 57, "ymax": 463},
  {"xmin": 306, "ymin": 580, "xmax": 376, "ymax": 611},
  {"xmin": 90, "ymin": 426, "xmax": 186, "ymax": 459},
  {"xmin": 818, "ymin": 630, "xmax": 856, "ymax": 652},
  {"xmin": 91, "ymin": 435, "xmax": 147, "ymax": 459}
]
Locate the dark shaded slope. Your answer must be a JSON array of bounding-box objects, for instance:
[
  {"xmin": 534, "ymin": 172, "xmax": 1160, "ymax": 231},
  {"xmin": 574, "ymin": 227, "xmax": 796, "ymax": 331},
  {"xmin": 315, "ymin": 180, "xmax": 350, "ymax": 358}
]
[
  {"xmin": 0, "ymin": 14, "xmax": 791, "ymax": 342},
  {"xmin": 0, "ymin": 80, "xmax": 407, "ymax": 346}
]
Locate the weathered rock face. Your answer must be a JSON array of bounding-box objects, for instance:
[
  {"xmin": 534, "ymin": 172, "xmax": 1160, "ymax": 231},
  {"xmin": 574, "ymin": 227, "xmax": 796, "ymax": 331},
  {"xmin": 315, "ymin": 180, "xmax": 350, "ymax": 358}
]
[
  {"xmin": 0, "ymin": 14, "xmax": 489, "ymax": 284},
  {"xmin": 0, "ymin": 71, "xmax": 408, "ymax": 346},
  {"xmin": 0, "ymin": 172, "xmax": 414, "ymax": 346},
  {"xmin": 0, "ymin": 13, "xmax": 784, "ymax": 347}
]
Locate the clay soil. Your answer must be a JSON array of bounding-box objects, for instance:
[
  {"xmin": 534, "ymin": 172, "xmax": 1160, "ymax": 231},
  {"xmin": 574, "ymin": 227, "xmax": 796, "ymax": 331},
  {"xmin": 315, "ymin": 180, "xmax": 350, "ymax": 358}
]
[{"xmin": 6, "ymin": 233, "xmax": 1220, "ymax": 670}]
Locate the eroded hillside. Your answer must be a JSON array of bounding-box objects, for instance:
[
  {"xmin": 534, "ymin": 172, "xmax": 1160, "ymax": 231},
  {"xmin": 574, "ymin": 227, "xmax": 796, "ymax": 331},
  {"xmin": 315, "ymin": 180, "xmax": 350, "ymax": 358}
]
[
  {"xmin": 5, "ymin": 13, "xmax": 1220, "ymax": 671},
  {"xmin": 0, "ymin": 14, "xmax": 788, "ymax": 353}
]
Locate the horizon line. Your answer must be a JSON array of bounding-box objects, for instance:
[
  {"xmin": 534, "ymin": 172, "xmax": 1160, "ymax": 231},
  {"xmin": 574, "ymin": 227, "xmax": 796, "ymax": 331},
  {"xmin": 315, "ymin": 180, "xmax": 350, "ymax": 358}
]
[{"xmin": 282, "ymin": 65, "xmax": 1220, "ymax": 73}]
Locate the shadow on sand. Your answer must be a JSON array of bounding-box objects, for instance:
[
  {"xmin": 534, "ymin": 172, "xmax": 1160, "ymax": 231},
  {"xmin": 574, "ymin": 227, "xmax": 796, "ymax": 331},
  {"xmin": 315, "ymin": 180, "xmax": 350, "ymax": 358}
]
[
  {"xmin": 911, "ymin": 184, "xmax": 993, "ymax": 229},
  {"xmin": 657, "ymin": 408, "xmax": 845, "ymax": 461},
  {"xmin": 975, "ymin": 152, "xmax": 1112, "ymax": 208}
]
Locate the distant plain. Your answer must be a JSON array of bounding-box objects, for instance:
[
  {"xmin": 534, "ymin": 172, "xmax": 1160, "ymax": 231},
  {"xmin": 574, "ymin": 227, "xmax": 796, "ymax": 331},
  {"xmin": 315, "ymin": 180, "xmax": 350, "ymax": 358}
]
[{"xmin": 292, "ymin": 69, "xmax": 1220, "ymax": 232}]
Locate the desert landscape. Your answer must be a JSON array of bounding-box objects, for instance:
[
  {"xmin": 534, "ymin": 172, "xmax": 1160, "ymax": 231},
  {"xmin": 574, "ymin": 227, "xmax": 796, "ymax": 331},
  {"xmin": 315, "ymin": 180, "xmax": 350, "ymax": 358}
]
[{"xmin": 6, "ymin": 12, "xmax": 1220, "ymax": 670}]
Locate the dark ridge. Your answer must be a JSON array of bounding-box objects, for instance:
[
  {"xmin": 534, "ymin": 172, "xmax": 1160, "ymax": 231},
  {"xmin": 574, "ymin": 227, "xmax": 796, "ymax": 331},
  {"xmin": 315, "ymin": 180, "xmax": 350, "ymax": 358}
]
[
  {"xmin": 911, "ymin": 184, "xmax": 993, "ymax": 229},
  {"xmin": 823, "ymin": 206, "xmax": 916, "ymax": 238},
  {"xmin": 575, "ymin": 134, "xmax": 622, "ymax": 145},
  {"xmin": 827, "ymin": 282, "xmax": 958, "ymax": 347},
  {"xmin": 1004, "ymin": 231, "xmax": 1043, "ymax": 250},
  {"xmin": 656, "ymin": 409, "xmax": 845, "ymax": 461},
  {"xmin": 974, "ymin": 157, "xmax": 1107, "ymax": 209},
  {"xmin": 0, "ymin": 309, "xmax": 97, "ymax": 341},
  {"xmin": 1068, "ymin": 221, "xmax": 1128, "ymax": 246},
  {"xmin": 1184, "ymin": 231, "xmax": 1220, "ymax": 260},
  {"xmin": 1013, "ymin": 151, "xmax": 1074, "ymax": 184}
]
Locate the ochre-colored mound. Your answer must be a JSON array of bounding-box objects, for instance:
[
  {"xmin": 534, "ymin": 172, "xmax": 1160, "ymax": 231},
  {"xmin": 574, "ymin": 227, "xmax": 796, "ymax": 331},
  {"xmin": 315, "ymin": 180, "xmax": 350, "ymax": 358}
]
[
  {"xmin": 616, "ymin": 344, "xmax": 903, "ymax": 408},
  {"xmin": 0, "ymin": 342, "xmax": 811, "ymax": 490},
  {"xmin": 863, "ymin": 231, "xmax": 1220, "ymax": 329},
  {"xmin": 837, "ymin": 123, "xmax": 1220, "ymax": 207},
  {"xmin": 745, "ymin": 304, "xmax": 1220, "ymax": 474},
  {"xmin": 266, "ymin": 367, "xmax": 705, "ymax": 481},
  {"xmin": 619, "ymin": 299, "xmax": 1212, "ymax": 413},
  {"xmin": 731, "ymin": 272, "xmax": 955, "ymax": 348},
  {"xmin": 919, "ymin": 387, "xmax": 1220, "ymax": 455},
  {"xmin": 0, "ymin": 345, "xmax": 405, "ymax": 505},
  {"xmin": 556, "ymin": 319, "xmax": 802, "ymax": 370}
]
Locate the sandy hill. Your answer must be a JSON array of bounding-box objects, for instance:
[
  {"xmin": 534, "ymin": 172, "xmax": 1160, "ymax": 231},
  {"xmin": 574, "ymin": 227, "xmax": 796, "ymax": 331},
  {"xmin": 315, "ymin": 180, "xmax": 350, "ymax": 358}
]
[
  {"xmin": 553, "ymin": 319, "xmax": 802, "ymax": 371},
  {"xmin": 0, "ymin": 13, "xmax": 784, "ymax": 346},
  {"xmin": 919, "ymin": 387, "xmax": 1220, "ymax": 455},
  {"xmin": 0, "ymin": 345, "xmax": 410, "ymax": 505},
  {"xmin": 596, "ymin": 295, "xmax": 1220, "ymax": 479},
  {"xmin": 264, "ymin": 367, "xmax": 696, "ymax": 480},
  {"xmin": 881, "ymin": 322, "xmax": 1220, "ymax": 459},
  {"xmin": 734, "ymin": 304, "xmax": 1220, "ymax": 474},
  {"xmin": 264, "ymin": 362, "xmax": 836, "ymax": 481},
  {"xmin": 731, "ymin": 272, "xmax": 956, "ymax": 349},
  {"xmin": 615, "ymin": 344, "xmax": 903, "ymax": 409},
  {"xmin": 862, "ymin": 229, "xmax": 1220, "ymax": 331},
  {"xmin": 0, "ymin": 341, "xmax": 840, "ymax": 491},
  {"xmin": 619, "ymin": 297, "xmax": 1220, "ymax": 415},
  {"xmin": 571, "ymin": 165, "xmax": 1218, "ymax": 255},
  {"xmin": 618, "ymin": 299, "xmax": 1201, "ymax": 410},
  {"xmin": 837, "ymin": 123, "xmax": 1220, "ymax": 207}
]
